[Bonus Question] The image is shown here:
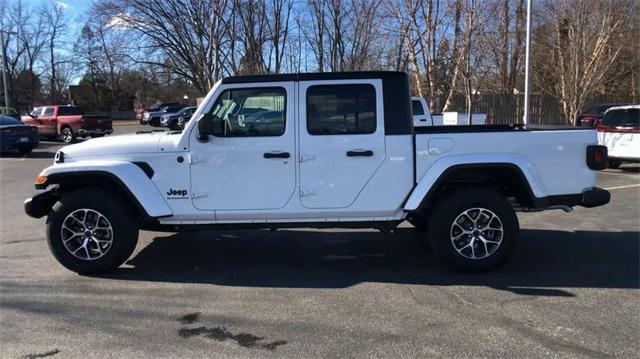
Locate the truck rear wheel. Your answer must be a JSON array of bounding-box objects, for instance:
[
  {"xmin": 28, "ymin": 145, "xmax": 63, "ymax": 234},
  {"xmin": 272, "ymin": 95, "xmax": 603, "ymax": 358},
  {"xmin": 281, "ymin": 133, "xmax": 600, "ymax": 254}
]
[
  {"xmin": 427, "ymin": 188, "xmax": 519, "ymax": 272},
  {"xmin": 46, "ymin": 188, "xmax": 139, "ymax": 274}
]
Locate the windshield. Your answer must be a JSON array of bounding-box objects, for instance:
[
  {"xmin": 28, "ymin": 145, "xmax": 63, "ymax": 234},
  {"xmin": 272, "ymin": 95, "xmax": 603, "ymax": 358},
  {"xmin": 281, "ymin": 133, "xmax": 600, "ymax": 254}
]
[{"xmin": 601, "ymin": 108, "xmax": 639, "ymax": 128}]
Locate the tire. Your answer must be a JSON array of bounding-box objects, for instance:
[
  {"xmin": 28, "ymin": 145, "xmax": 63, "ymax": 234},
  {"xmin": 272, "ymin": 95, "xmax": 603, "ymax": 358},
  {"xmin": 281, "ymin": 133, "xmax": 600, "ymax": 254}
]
[
  {"xmin": 426, "ymin": 188, "xmax": 519, "ymax": 272},
  {"xmin": 608, "ymin": 160, "xmax": 621, "ymax": 169},
  {"xmin": 61, "ymin": 127, "xmax": 75, "ymax": 143},
  {"xmin": 18, "ymin": 146, "xmax": 33, "ymax": 154},
  {"xmin": 46, "ymin": 188, "xmax": 139, "ymax": 274}
]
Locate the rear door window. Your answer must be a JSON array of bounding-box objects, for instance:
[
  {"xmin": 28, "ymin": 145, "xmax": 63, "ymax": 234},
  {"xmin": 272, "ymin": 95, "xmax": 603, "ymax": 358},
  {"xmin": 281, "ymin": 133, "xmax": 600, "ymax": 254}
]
[{"xmin": 306, "ymin": 84, "xmax": 376, "ymax": 135}]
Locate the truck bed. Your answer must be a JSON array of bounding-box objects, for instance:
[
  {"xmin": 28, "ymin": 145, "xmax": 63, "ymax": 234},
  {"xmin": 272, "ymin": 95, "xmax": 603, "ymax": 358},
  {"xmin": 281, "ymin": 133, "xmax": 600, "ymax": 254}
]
[
  {"xmin": 414, "ymin": 124, "xmax": 589, "ymax": 134},
  {"xmin": 413, "ymin": 126, "xmax": 598, "ymax": 201}
]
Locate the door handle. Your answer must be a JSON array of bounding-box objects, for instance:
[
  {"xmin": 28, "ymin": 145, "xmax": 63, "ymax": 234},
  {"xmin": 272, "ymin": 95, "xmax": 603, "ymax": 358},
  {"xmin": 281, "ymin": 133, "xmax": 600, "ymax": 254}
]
[
  {"xmin": 346, "ymin": 150, "xmax": 373, "ymax": 157},
  {"xmin": 263, "ymin": 152, "xmax": 290, "ymax": 159}
]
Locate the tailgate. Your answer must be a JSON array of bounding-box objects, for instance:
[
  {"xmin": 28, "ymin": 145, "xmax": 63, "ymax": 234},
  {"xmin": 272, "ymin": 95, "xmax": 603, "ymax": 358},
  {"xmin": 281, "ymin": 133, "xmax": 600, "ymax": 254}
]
[{"xmin": 81, "ymin": 115, "xmax": 112, "ymax": 130}]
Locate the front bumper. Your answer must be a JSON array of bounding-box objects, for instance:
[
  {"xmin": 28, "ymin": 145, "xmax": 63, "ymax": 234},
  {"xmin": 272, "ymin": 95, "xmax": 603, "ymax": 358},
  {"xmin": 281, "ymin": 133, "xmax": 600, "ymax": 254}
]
[
  {"xmin": 24, "ymin": 189, "xmax": 60, "ymax": 218},
  {"xmin": 78, "ymin": 128, "xmax": 113, "ymax": 137}
]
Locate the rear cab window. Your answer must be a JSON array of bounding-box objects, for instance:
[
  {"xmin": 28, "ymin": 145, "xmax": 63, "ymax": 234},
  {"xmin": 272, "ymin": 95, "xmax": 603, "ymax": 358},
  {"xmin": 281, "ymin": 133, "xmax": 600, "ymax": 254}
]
[{"xmin": 306, "ymin": 84, "xmax": 376, "ymax": 135}]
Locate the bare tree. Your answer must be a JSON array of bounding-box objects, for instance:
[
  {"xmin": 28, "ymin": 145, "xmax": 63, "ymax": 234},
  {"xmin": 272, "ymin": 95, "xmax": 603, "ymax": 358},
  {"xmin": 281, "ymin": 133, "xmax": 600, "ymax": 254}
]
[
  {"xmin": 265, "ymin": 0, "xmax": 293, "ymax": 73},
  {"xmin": 41, "ymin": 1, "xmax": 67, "ymax": 103},
  {"xmin": 117, "ymin": 0, "xmax": 234, "ymax": 94},
  {"xmin": 441, "ymin": 0, "xmax": 463, "ymax": 111},
  {"xmin": 543, "ymin": 0, "xmax": 631, "ymax": 123},
  {"xmin": 299, "ymin": 0, "xmax": 326, "ymax": 72}
]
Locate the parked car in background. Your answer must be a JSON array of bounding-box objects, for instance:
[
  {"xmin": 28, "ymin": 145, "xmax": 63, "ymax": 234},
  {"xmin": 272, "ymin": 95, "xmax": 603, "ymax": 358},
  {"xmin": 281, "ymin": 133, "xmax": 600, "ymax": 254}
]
[
  {"xmin": 0, "ymin": 106, "xmax": 20, "ymax": 120},
  {"xmin": 177, "ymin": 114, "xmax": 191, "ymax": 130},
  {"xmin": 144, "ymin": 105, "xmax": 186, "ymax": 127},
  {"xmin": 137, "ymin": 102, "xmax": 181, "ymax": 124},
  {"xmin": 597, "ymin": 105, "xmax": 639, "ymax": 168},
  {"xmin": 0, "ymin": 115, "xmax": 39, "ymax": 154},
  {"xmin": 160, "ymin": 106, "xmax": 197, "ymax": 130},
  {"xmin": 21, "ymin": 106, "xmax": 112, "ymax": 143},
  {"xmin": 576, "ymin": 103, "xmax": 629, "ymax": 127},
  {"xmin": 411, "ymin": 97, "xmax": 487, "ymax": 126}
]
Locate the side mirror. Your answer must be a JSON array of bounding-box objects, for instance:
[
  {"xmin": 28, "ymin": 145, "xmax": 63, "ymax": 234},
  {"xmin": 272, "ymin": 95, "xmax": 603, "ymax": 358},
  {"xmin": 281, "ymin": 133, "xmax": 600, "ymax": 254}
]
[
  {"xmin": 197, "ymin": 113, "xmax": 225, "ymax": 141},
  {"xmin": 197, "ymin": 113, "xmax": 213, "ymax": 141}
]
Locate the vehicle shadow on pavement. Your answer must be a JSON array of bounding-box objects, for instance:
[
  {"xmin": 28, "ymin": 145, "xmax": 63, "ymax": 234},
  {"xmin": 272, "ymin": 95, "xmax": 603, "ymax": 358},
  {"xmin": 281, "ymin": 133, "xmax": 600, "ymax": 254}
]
[{"xmin": 99, "ymin": 228, "xmax": 639, "ymax": 295}]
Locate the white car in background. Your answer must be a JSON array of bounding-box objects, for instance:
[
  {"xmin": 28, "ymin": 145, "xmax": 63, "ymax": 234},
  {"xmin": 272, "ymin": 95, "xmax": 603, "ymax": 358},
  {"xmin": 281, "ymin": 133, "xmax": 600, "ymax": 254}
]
[
  {"xmin": 597, "ymin": 105, "xmax": 639, "ymax": 168},
  {"xmin": 411, "ymin": 97, "xmax": 486, "ymax": 126}
]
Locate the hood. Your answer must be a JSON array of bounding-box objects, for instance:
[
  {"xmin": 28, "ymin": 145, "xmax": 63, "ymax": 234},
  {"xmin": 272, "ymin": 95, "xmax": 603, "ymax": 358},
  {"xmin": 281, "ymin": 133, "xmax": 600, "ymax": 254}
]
[{"xmin": 61, "ymin": 133, "xmax": 162, "ymax": 158}]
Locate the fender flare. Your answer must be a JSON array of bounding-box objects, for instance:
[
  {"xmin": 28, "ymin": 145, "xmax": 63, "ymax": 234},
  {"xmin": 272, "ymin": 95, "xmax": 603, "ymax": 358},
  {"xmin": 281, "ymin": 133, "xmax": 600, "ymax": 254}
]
[
  {"xmin": 38, "ymin": 160, "xmax": 173, "ymax": 218},
  {"xmin": 404, "ymin": 153, "xmax": 547, "ymax": 211}
]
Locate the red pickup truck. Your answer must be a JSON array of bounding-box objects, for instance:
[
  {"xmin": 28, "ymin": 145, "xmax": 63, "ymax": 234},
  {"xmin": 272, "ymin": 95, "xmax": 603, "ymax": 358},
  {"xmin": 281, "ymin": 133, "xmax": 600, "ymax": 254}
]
[{"xmin": 21, "ymin": 106, "xmax": 112, "ymax": 143}]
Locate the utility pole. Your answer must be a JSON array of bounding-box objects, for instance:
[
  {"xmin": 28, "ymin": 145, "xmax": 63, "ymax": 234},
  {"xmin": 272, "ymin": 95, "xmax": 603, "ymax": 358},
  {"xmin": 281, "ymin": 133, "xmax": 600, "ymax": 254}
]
[
  {"xmin": 0, "ymin": 31, "xmax": 8, "ymax": 109},
  {"xmin": 523, "ymin": 0, "xmax": 532, "ymax": 125},
  {"xmin": 0, "ymin": 0, "xmax": 10, "ymax": 110}
]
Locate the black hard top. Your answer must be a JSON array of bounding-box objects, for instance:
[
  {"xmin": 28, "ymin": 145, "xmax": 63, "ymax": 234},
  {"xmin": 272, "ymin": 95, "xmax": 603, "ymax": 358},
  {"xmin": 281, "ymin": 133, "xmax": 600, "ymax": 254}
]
[
  {"xmin": 221, "ymin": 71, "xmax": 408, "ymax": 84},
  {"xmin": 221, "ymin": 71, "xmax": 413, "ymax": 136}
]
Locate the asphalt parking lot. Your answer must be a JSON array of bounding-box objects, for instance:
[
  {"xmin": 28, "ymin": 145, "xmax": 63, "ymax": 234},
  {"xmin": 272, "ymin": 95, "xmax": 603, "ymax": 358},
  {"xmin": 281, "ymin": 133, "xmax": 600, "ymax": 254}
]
[{"xmin": 1, "ymin": 125, "xmax": 639, "ymax": 358}]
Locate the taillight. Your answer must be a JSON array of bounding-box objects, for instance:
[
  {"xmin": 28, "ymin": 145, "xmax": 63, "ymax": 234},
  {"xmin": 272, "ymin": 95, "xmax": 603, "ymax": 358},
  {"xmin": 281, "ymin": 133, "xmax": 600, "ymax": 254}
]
[
  {"xmin": 596, "ymin": 124, "xmax": 608, "ymax": 132},
  {"xmin": 587, "ymin": 145, "xmax": 608, "ymax": 170}
]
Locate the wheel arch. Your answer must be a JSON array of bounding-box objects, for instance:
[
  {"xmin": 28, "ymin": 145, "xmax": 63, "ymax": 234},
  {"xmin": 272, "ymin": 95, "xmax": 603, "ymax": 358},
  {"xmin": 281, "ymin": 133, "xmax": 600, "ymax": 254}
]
[
  {"xmin": 37, "ymin": 161, "xmax": 173, "ymax": 219},
  {"xmin": 405, "ymin": 160, "xmax": 545, "ymax": 213}
]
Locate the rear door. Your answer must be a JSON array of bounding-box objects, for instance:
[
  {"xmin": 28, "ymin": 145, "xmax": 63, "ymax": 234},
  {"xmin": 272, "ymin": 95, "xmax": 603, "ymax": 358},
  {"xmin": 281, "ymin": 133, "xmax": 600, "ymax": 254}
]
[{"xmin": 298, "ymin": 80, "xmax": 386, "ymax": 209}]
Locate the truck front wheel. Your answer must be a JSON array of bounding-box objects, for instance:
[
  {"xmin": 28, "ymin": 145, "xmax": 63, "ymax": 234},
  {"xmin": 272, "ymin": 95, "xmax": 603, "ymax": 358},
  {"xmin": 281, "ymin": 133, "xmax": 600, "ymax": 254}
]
[
  {"xmin": 427, "ymin": 188, "xmax": 519, "ymax": 272},
  {"xmin": 46, "ymin": 188, "xmax": 139, "ymax": 274}
]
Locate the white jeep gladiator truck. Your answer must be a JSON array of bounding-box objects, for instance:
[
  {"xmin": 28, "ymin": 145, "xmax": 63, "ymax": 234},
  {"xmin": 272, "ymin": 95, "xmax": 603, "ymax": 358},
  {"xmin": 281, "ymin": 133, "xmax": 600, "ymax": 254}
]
[{"xmin": 24, "ymin": 72, "xmax": 611, "ymax": 274}]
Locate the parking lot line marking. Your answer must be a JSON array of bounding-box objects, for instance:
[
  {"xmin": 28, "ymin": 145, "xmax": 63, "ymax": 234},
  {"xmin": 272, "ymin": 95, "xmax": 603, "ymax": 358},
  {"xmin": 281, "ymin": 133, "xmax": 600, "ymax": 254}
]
[
  {"xmin": 599, "ymin": 171, "xmax": 639, "ymax": 178},
  {"xmin": 604, "ymin": 184, "xmax": 640, "ymax": 191}
]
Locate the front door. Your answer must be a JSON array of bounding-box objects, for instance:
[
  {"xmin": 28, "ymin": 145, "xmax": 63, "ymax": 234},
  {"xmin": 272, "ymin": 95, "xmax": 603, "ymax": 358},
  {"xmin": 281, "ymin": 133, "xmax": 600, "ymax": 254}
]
[
  {"xmin": 189, "ymin": 82, "xmax": 296, "ymax": 213},
  {"xmin": 39, "ymin": 106, "xmax": 57, "ymax": 135},
  {"xmin": 298, "ymin": 80, "xmax": 386, "ymax": 209}
]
